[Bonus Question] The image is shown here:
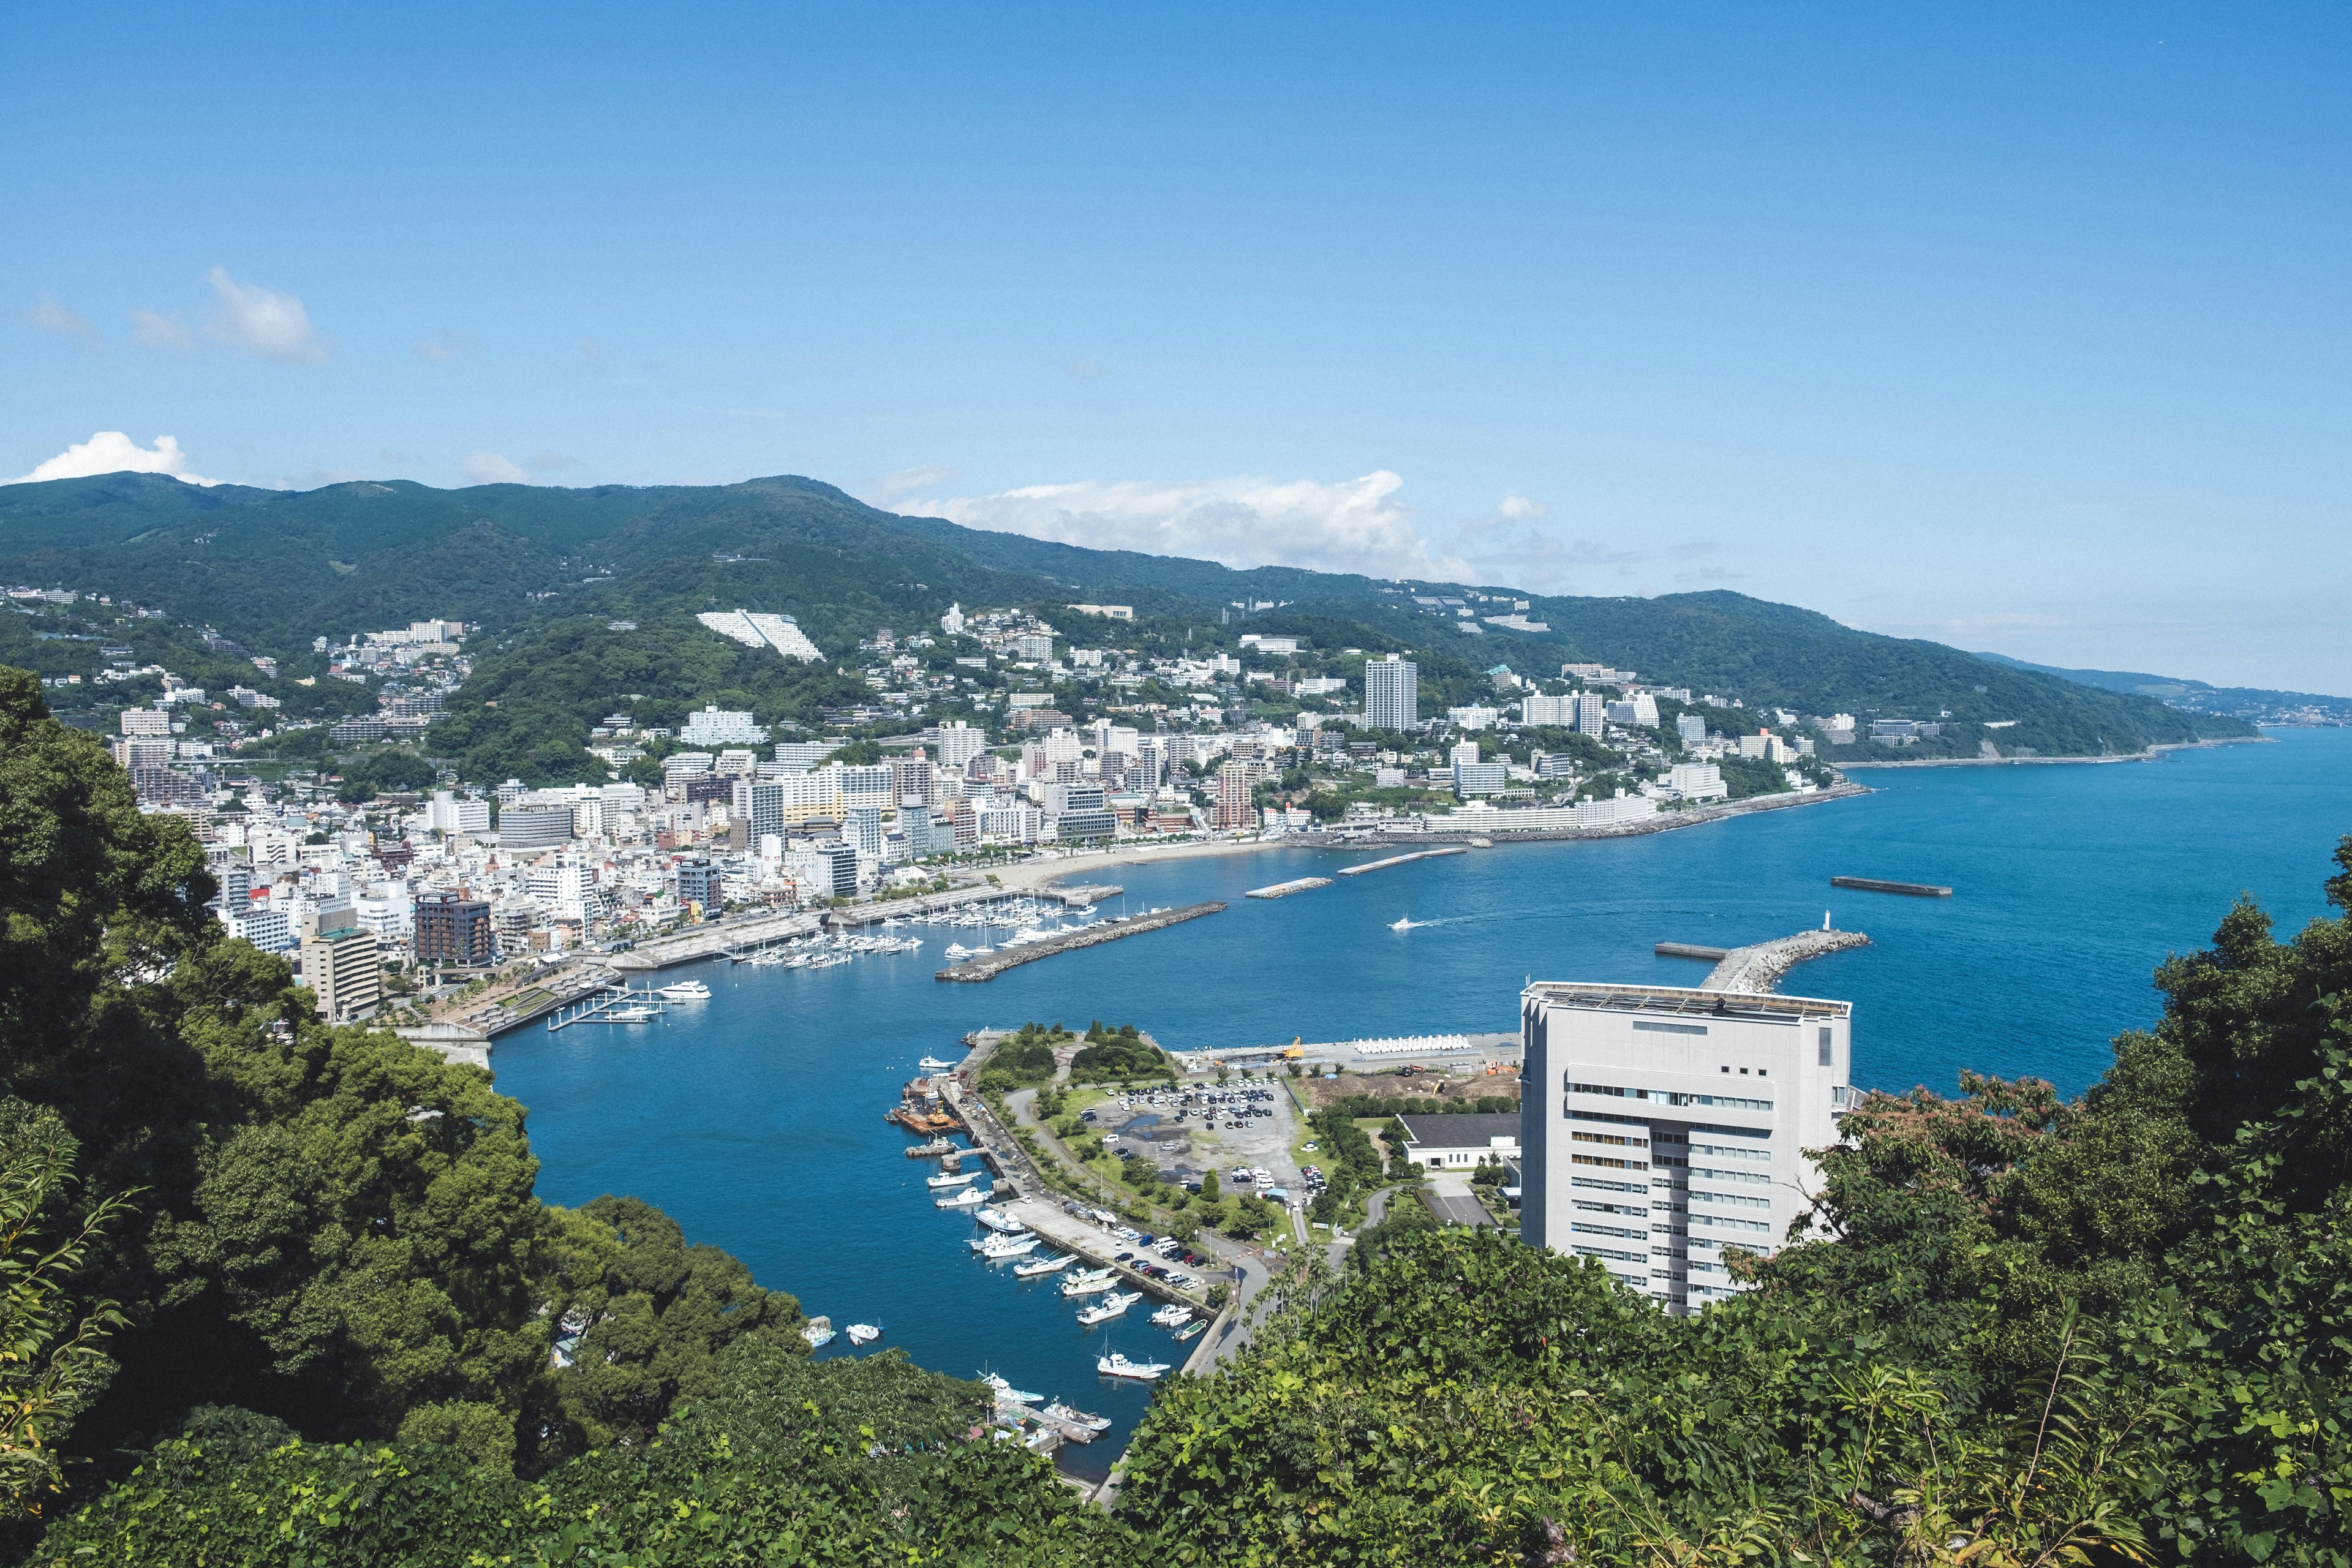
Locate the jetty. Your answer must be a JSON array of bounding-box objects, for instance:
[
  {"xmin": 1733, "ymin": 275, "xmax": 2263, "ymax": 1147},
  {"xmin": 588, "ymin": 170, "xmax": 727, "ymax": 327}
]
[
  {"xmin": 935, "ymin": 902, "xmax": 1226, "ymax": 982},
  {"xmin": 1698, "ymin": 929, "xmax": 1869, "ymax": 993},
  {"xmin": 1244, "ymin": 876, "xmax": 1332, "ymax": 900},
  {"xmin": 1654, "ymin": 941, "xmax": 1729, "ymax": 962},
  {"xmin": 1831, "ymin": 876, "xmax": 1953, "ymax": 898},
  {"xmin": 1333, "ymin": 846, "xmax": 1468, "ymax": 877}
]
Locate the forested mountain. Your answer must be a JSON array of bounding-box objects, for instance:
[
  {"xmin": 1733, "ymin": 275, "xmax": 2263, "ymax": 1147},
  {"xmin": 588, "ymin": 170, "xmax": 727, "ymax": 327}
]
[
  {"xmin": 1973, "ymin": 649, "xmax": 2352, "ymax": 726},
  {"xmin": 0, "ymin": 471, "xmax": 2253, "ymax": 767}
]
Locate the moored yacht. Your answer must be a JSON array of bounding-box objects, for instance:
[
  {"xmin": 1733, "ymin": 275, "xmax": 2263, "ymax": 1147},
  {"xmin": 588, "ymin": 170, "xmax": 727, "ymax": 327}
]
[
  {"xmin": 935, "ymin": 1186, "xmax": 987, "ymax": 1209},
  {"xmin": 845, "ymin": 1323, "xmax": 882, "ymax": 1345},
  {"xmin": 657, "ymin": 979, "xmax": 712, "ymax": 1001},
  {"xmin": 1012, "ymin": 1252, "xmax": 1076, "ymax": 1277}
]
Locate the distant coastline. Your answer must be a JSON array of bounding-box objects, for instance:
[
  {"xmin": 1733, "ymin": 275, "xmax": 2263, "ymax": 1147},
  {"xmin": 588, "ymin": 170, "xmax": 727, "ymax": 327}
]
[{"xmin": 1837, "ymin": 734, "xmax": 2274, "ymax": 770}]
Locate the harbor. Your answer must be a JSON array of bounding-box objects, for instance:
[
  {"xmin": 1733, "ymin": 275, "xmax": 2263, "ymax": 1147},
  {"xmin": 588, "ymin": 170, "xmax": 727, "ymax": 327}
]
[{"xmin": 935, "ymin": 900, "xmax": 1227, "ymax": 982}]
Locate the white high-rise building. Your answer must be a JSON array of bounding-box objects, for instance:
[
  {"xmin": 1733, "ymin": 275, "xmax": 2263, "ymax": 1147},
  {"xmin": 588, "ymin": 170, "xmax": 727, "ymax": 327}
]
[
  {"xmin": 680, "ymin": 706, "xmax": 769, "ymax": 747},
  {"xmin": 1520, "ymin": 980, "xmax": 1853, "ymax": 1316},
  {"xmin": 1520, "ymin": 693, "xmax": 1577, "ymax": 727},
  {"xmin": 1575, "ymin": 692, "xmax": 1608, "ymax": 737},
  {"xmin": 930, "ymin": 719, "xmax": 987, "ymax": 768},
  {"xmin": 940, "ymin": 603, "xmax": 967, "ymax": 636},
  {"xmin": 1365, "ymin": 654, "xmax": 1417, "ymax": 731}
]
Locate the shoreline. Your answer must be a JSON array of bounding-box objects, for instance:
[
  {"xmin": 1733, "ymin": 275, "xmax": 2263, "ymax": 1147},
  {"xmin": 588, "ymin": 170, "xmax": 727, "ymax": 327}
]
[
  {"xmin": 991, "ymin": 778, "xmax": 1871, "ymax": 893},
  {"xmin": 1838, "ymin": 734, "xmax": 2272, "ymax": 770}
]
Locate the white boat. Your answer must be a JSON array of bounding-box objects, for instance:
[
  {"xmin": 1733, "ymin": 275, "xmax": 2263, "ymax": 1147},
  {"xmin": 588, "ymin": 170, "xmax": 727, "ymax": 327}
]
[
  {"xmin": 1097, "ymin": 1351, "xmax": 1171, "ymax": 1381},
  {"xmin": 657, "ymin": 980, "xmax": 712, "ymax": 1001},
  {"xmin": 935, "ymin": 1187, "xmax": 987, "ymax": 1209},
  {"xmin": 927, "ymin": 1169, "xmax": 978, "ymax": 1189},
  {"xmin": 1060, "ymin": 1269, "xmax": 1119, "ymax": 1297},
  {"xmin": 973, "ymin": 1233, "xmax": 1042, "ymax": 1258},
  {"xmin": 1013, "ymin": 1253, "xmax": 1076, "ymax": 1277},
  {"xmin": 845, "ymin": 1323, "xmax": 882, "ymax": 1346},
  {"xmin": 918, "ymin": 1055, "xmax": 957, "ymax": 1071},
  {"xmin": 1041, "ymin": 1401, "xmax": 1110, "ymax": 1433},
  {"xmin": 802, "ymin": 1314, "xmax": 835, "ymax": 1349},
  {"xmin": 973, "ymin": 1206, "xmax": 1027, "ymax": 1234},
  {"xmin": 1389, "ymin": 915, "xmax": 1422, "ymax": 931},
  {"xmin": 981, "ymin": 1371, "xmax": 1041, "ymax": 1404},
  {"xmin": 607, "ymin": 1005, "xmax": 660, "ymax": 1022},
  {"xmin": 1150, "ymin": 1303, "xmax": 1195, "ymax": 1329},
  {"xmin": 944, "ymin": 943, "xmax": 973, "ymax": 959},
  {"xmin": 1077, "ymin": 1291, "xmax": 1141, "ymax": 1326}
]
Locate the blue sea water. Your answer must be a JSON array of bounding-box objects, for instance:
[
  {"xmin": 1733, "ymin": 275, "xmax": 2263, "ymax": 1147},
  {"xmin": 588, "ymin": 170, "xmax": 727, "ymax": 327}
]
[{"xmin": 496, "ymin": 729, "xmax": 2352, "ymax": 1474}]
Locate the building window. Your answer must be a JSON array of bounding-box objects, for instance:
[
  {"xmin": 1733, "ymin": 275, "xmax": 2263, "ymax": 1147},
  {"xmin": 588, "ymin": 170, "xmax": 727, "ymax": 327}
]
[{"xmin": 1818, "ymin": 1026, "xmax": 1833, "ymax": 1066}]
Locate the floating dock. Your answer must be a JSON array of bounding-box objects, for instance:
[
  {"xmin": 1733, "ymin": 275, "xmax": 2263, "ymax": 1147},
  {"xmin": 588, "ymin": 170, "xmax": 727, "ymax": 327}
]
[
  {"xmin": 545, "ymin": 986, "xmax": 671, "ymax": 1031},
  {"xmin": 1332, "ymin": 846, "xmax": 1469, "ymax": 877},
  {"xmin": 935, "ymin": 902, "xmax": 1227, "ymax": 982},
  {"xmin": 1831, "ymin": 876, "xmax": 1953, "ymax": 897},
  {"xmin": 1244, "ymin": 876, "xmax": 1332, "ymax": 900}
]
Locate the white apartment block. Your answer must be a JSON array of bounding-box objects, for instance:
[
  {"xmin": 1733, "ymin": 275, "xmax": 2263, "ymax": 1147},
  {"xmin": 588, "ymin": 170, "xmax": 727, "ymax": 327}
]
[
  {"xmin": 1365, "ymin": 654, "xmax": 1417, "ymax": 731},
  {"xmin": 1667, "ymin": 762, "xmax": 1727, "ymax": 802},
  {"xmin": 696, "ymin": 609, "xmax": 823, "ymax": 662},
  {"xmin": 680, "ymin": 706, "xmax": 769, "ymax": 747},
  {"xmin": 1520, "ymin": 981, "xmax": 1853, "ymax": 1315}
]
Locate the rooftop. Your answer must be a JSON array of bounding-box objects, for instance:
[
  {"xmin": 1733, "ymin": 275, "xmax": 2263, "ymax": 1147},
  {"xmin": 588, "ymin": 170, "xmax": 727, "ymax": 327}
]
[
  {"xmin": 1398, "ymin": 1112, "xmax": 1522, "ymax": 1148},
  {"xmin": 1523, "ymin": 981, "xmax": 1850, "ymax": 1021}
]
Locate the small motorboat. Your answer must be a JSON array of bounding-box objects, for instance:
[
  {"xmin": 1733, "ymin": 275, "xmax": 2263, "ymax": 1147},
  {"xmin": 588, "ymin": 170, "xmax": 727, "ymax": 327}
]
[
  {"xmin": 802, "ymin": 1314, "xmax": 835, "ymax": 1349},
  {"xmin": 1076, "ymin": 1291, "xmax": 1142, "ymax": 1326},
  {"xmin": 606, "ymin": 1005, "xmax": 660, "ymax": 1023},
  {"xmin": 1150, "ymin": 1303, "xmax": 1194, "ymax": 1329},
  {"xmin": 657, "ymin": 979, "xmax": 712, "ymax": 1001},
  {"xmin": 1041, "ymin": 1401, "xmax": 1110, "ymax": 1433},
  {"xmin": 918, "ymin": 1055, "xmax": 957, "ymax": 1071},
  {"xmin": 1174, "ymin": 1319, "xmax": 1206, "ymax": 1342},
  {"xmin": 935, "ymin": 1187, "xmax": 987, "ymax": 1209},
  {"xmin": 1013, "ymin": 1253, "xmax": 1076, "ymax": 1278},
  {"xmin": 973, "ymin": 1206, "xmax": 1026, "ymax": 1234},
  {"xmin": 1389, "ymin": 915, "xmax": 1422, "ymax": 932},
  {"xmin": 980, "ymin": 1371, "xmax": 1041, "ymax": 1405},
  {"xmin": 845, "ymin": 1323, "xmax": 882, "ymax": 1346},
  {"xmin": 927, "ymin": 1169, "xmax": 979, "ymax": 1189},
  {"xmin": 1097, "ymin": 1351, "xmax": 1171, "ymax": 1381},
  {"xmin": 973, "ymin": 1232, "xmax": 1042, "ymax": 1259}
]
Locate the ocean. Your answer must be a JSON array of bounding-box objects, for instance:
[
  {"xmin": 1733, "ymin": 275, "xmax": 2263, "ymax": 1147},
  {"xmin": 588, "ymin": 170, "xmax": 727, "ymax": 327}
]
[{"xmin": 494, "ymin": 728, "xmax": 2352, "ymax": 1476}]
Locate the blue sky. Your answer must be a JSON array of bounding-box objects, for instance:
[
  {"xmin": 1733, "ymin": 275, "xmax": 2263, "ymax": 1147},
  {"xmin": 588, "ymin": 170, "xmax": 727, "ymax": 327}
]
[{"xmin": 7, "ymin": 4, "xmax": 2348, "ymax": 690}]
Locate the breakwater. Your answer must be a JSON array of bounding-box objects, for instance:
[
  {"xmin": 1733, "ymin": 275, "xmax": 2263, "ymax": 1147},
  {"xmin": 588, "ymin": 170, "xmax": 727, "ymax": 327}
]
[
  {"xmin": 1333, "ymin": 846, "xmax": 1469, "ymax": 876},
  {"xmin": 1245, "ymin": 876, "xmax": 1332, "ymax": 899},
  {"xmin": 1831, "ymin": 875, "xmax": 1953, "ymax": 897},
  {"xmin": 935, "ymin": 902, "xmax": 1227, "ymax": 981},
  {"xmin": 1700, "ymin": 928, "xmax": 1871, "ymax": 993}
]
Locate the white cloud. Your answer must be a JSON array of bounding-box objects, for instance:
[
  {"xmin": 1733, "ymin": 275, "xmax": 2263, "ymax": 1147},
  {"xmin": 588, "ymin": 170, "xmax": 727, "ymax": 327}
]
[
  {"xmin": 205, "ymin": 266, "xmax": 328, "ymax": 363},
  {"xmin": 29, "ymin": 293, "xmax": 96, "ymax": 340},
  {"xmin": 7, "ymin": 432, "xmax": 221, "ymax": 486},
  {"xmin": 132, "ymin": 309, "xmax": 194, "ymax": 350},
  {"xmin": 865, "ymin": 464, "xmax": 961, "ymax": 508},
  {"xmin": 462, "ymin": 450, "xmax": 531, "ymax": 484},
  {"xmin": 904, "ymin": 470, "xmax": 1469, "ymax": 580}
]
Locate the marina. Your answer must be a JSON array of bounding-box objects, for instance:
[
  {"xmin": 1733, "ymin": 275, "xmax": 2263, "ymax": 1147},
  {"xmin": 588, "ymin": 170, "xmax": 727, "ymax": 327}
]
[{"xmin": 934, "ymin": 900, "xmax": 1228, "ymax": 982}]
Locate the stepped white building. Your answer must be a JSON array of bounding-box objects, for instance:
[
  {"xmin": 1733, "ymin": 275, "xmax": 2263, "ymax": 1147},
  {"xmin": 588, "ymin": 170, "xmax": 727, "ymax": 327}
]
[{"xmin": 697, "ymin": 609, "xmax": 823, "ymax": 662}]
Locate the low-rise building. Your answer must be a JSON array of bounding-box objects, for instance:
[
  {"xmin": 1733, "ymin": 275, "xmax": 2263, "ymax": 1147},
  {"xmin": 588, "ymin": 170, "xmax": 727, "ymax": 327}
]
[{"xmin": 1398, "ymin": 1112, "xmax": 1521, "ymax": 1169}]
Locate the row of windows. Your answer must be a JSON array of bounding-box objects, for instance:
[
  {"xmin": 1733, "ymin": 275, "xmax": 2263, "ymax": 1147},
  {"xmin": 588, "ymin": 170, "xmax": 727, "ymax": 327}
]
[
  {"xmin": 1694, "ymin": 1213, "xmax": 1772, "ymax": 1234},
  {"xmin": 1573, "ymin": 1153, "xmax": 1648, "ymax": 1170},
  {"xmin": 1692, "ymin": 1188, "xmax": 1773, "ymax": 1211},
  {"xmin": 1573, "ymin": 1222, "xmax": 1646, "ymax": 1240},
  {"xmin": 1574, "ymin": 1199, "xmax": 1648, "ymax": 1217},
  {"xmin": 1572, "ymin": 1175, "xmax": 1646, "ymax": 1194},
  {"xmin": 1575, "ymin": 1245, "xmax": 1648, "ymax": 1265},
  {"xmin": 1692, "ymin": 1166, "xmax": 1771, "ymax": 1186},
  {"xmin": 1691, "ymin": 1141, "xmax": 1770, "ymax": 1163},
  {"xmin": 1572, "ymin": 1130, "xmax": 1648, "ymax": 1148},
  {"xmin": 1567, "ymin": 1084, "xmax": 1773, "ymax": 1113}
]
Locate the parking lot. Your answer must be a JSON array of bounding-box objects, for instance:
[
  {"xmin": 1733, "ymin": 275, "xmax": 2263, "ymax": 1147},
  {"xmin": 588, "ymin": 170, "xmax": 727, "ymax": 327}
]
[{"xmin": 1084, "ymin": 1073, "xmax": 1308, "ymax": 1220}]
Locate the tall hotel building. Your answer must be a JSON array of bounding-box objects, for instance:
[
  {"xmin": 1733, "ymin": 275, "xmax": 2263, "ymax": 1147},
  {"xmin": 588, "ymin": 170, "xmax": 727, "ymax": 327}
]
[
  {"xmin": 1364, "ymin": 654, "xmax": 1418, "ymax": 732},
  {"xmin": 1520, "ymin": 981, "xmax": 1853, "ymax": 1313}
]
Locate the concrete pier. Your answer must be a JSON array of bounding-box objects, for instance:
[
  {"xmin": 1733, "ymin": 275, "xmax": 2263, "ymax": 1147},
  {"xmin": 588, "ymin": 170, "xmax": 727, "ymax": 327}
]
[
  {"xmin": 935, "ymin": 901, "xmax": 1226, "ymax": 982},
  {"xmin": 1333, "ymin": 846, "xmax": 1468, "ymax": 876},
  {"xmin": 1831, "ymin": 875, "xmax": 1952, "ymax": 897}
]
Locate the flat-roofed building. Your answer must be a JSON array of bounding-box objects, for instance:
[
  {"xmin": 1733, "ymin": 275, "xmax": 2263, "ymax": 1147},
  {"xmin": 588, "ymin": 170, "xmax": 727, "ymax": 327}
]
[
  {"xmin": 301, "ymin": 922, "xmax": 382, "ymax": 1023},
  {"xmin": 1398, "ymin": 1112, "xmax": 1521, "ymax": 1169},
  {"xmin": 1520, "ymin": 981, "xmax": 1853, "ymax": 1315}
]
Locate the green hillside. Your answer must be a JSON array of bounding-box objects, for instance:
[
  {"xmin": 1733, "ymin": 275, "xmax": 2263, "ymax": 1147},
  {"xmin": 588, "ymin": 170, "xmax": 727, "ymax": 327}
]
[{"xmin": 0, "ymin": 472, "xmax": 2252, "ymax": 774}]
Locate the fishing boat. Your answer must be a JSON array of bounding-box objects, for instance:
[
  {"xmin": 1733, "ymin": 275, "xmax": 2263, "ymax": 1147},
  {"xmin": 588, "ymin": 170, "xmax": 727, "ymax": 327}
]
[
  {"xmin": 1174, "ymin": 1320, "xmax": 1206, "ymax": 1342},
  {"xmin": 845, "ymin": 1323, "xmax": 882, "ymax": 1346},
  {"xmin": 918, "ymin": 1055, "xmax": 957, "ymax": 1071},
  {"xmin": 1150, "ymin": 1303, "xmax": 1194, "ymax": 1329},
  {"xmin": 1041, "ymin": 1401, "xmax": 1110, "ymax": 1433},
  {"xmin": 1097, "ymin": 1351, "xmax": 1172, "ymax": 1381},
  {"xmin": 1012, "ymin": 1253, "xmax": 1076, "ymax": 1278},
  {"xmin": 980, "ymin": 1371, "xmax": 1041, "ymax": 1405},
  {"xmin": 973, "ymin": 1206, "xmax": 1027, "ymax": 1234},
  {"xmin": 905, "ymin": 1137, "xmax": 956, "ymax": 1159},
  {"xmin": 935, "ymin": 1187, "xmax": 987, "ymax": 1209},
  {"xmin": 657, "ymin": 979, "xmax": 712, "ymax": 1001},
  {"xmin": 1060, "ymin": 1268, "xmax": 1118, "ymax": 1297},
  {"xmin": 972, "ymin": 1232, "xmax": 1041, "ymax": 1259},
  {"xmin": 802, "ymin": 1314, "xmax": 835, "ymax": 1349},
  {"xmin": 1076, "ymin": 1291, "xmax": 1141, "ymax": 1326},
  {"xmin": 927, "ymin": 1169, "xmax": 979, "ymax": 1189}
]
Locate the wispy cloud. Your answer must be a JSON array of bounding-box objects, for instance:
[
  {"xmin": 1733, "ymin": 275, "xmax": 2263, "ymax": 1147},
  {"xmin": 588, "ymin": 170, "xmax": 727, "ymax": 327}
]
[
  {"xmin": 205, "ymin": 266, "xmax": 328, "ymax": 363},
  {"xmin": 29, "ymin": 293, "xmax": 96, "ymax": 341},
  {"xmin": 415, "ymin": 332, "xmax": 477, "ymax": 363},
  {"xmin": 6, "ymin": 431, "xmax": 221, "ymax": 486},
  {"xmin": 132, "ymin": 309, "xmax": 194, "ymax": 351},
  {"xmin": 462, "ymin": 451, "xmax": 530, "ymax": 484},
  {"xmin": 529, "ymin": 450, "xmax": 580, "ymax": 472},
  {"xmin": 1441, "ymin": 492, "xmax": 1656, "ymax": 592},
  {"xmin": 905, "ymin": 470, "xmax": 1469, "ymax": 580}
]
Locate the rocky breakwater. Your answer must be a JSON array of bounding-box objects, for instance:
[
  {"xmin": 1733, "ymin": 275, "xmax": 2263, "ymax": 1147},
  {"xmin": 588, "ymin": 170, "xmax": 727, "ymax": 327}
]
[{"xmin": 1701, "ymin": 927, "xmax": 1871, "ymax": 994}]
